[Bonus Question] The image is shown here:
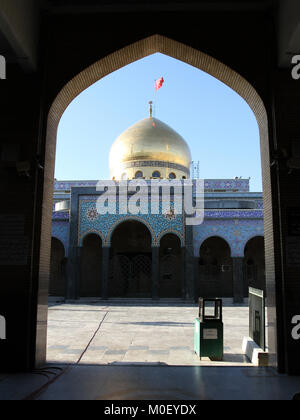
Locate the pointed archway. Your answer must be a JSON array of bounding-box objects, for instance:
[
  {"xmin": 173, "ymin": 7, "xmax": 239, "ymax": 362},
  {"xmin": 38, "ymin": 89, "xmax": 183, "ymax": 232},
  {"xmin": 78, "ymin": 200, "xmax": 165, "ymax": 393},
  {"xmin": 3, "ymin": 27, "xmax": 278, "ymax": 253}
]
[{"xmin": 36, "ymin": 34, "xmax": 275, "ymax": 369}]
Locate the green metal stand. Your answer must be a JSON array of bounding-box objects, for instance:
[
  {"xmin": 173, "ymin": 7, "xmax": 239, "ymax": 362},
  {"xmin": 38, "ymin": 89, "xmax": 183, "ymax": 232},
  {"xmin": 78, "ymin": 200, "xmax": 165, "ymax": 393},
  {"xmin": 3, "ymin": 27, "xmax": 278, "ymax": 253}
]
[
  {"xmin": 194, "ymin": 298, "xmax": 224, "ymax": 361},
  {"xmin": 194, "ymin": 318, "xmax": 224, "ymax": 360}
]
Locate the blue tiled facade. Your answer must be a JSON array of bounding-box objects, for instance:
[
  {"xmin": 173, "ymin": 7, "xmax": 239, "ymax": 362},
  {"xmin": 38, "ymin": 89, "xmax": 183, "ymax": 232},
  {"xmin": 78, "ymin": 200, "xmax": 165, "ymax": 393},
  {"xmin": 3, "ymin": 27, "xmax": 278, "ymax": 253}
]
[
  {"xmin": 51, "ymin": 179, "xmax": 264, "ymax": 257},
  {"xmin": 50, "ymin": 179, "xmax": 264, "ymax": 301},
  {"xmin": 78, "ymin": 198, "xmax": 184, "ymax": 247},
  {"xmin": 194, "ymin": 218, "xmax": 264, "ymax": 258},
  {"xmin": 52, "ymin": 221, "xmax": 70, "ymax": 257}
]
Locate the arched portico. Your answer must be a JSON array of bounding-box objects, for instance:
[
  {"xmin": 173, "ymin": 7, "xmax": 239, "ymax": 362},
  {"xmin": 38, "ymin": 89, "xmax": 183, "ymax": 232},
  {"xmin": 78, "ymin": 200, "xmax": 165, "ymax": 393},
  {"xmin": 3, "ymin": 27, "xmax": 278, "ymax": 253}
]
[
  {"xmin": 198, "ymin": 234, "xmax": 233, "ymax": 258},
  {"xmin": 107, "ymin": 216, "xmax": 156, "ymax": 247},
  {"xmin": 80, "ymin": 230, "xmax": 106, "ymax": 247},
  {"xmin": 157, "ymin": 230, "xmax": 184, "ymax": 247}
]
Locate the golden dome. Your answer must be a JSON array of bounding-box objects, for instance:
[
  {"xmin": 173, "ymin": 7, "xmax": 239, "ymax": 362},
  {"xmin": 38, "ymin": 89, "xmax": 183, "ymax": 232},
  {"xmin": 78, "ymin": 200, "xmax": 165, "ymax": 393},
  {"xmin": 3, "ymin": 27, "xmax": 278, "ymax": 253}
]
[{"xmin": 109, "ymin": 117, "xmax": 192, "ymax": 180}]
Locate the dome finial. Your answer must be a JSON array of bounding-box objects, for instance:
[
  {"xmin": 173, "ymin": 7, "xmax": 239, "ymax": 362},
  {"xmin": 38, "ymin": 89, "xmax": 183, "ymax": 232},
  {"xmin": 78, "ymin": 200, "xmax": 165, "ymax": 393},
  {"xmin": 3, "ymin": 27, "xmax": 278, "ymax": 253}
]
[{"xmin": 148, "ymin": 101, "xmax": 153, "ymax": 118}]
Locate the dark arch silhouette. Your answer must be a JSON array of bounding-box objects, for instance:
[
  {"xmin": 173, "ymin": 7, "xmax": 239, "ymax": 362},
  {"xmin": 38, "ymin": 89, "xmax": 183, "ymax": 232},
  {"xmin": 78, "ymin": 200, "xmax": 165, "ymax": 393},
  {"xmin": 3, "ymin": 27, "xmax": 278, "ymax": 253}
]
[
  {"xmin": 197, "ymin": 236, "xmax": 233, "ymax": 298},
  {"xmin": 80, "ymin": 233, "xmax": 103, "ymax": 297},
  {"xmin": 49, "ymin": 238, "xmax": 66, "ymax": 297}
]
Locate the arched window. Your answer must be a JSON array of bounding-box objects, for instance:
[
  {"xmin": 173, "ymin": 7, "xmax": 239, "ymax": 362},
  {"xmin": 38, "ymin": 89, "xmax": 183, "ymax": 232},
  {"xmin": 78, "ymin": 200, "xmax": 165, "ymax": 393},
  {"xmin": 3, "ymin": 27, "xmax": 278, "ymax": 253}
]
[
  {"xmin": 152, "ymin": 171, "xmax": 161, "ymax": 178},
  {"xmin": 169, "ymin": 172, "xmax": 176, "ymax": 179},
  {"xmin": 182, "ymin": 176, "xmax": 186, "ymax": 179},
  {"xmin": 135, "ymin": 171, "xmax": 143, "ymax": 179},
  {"xmin": 121, "ymin": 173, "xmax": 127, "ymax": 180}
]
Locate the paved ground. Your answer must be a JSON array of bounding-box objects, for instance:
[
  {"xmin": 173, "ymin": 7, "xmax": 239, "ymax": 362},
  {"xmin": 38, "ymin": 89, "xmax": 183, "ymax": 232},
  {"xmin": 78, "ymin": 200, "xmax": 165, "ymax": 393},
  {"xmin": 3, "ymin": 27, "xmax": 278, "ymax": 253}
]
[
  {"xmin": 35, "ymin": 365, "xmax": 300, "ymax": 400},
  {"xmin": 47, "ymin": 299, "xmax": 252, "ymax": 366},
  {"xmin": 2, "ymin": 301, "xmax": 300, "ymax": 400},
  {"xmin": 2, "ymin": 364, "xmax": 300, "ymax": 401}
]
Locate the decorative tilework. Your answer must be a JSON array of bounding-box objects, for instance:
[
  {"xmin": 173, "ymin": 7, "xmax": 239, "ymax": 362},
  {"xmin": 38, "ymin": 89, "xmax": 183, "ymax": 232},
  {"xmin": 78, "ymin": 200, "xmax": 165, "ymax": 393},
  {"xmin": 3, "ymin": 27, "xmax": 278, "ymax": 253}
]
[
  {"xmin": 52, "ymin": 180, "xmax": 262, "ymax": 255},
  {"xmin": 52, "ymin": 221, "xmax": 70, "ymax": 256},
  {"xmin": 52, "ymin": 202, "xmax": 69, "ymax": 221},
  {"xmin": 86, "ymin": 208, "xmax": 98, "ymax": 221},
  {"xmin": 193, "ymin": 218, "xmax": 264, "ymax": 258},
  {"xmin": 54, "ymin": 181, "xmax": 98, "ymax": 190},
  {"xmin": 54, "ymin": 179, "xmax": 249, "ymax": 192},
  {"xmin": 204, "ymin": 210, "xmax": 263, "ymax": 219},
  {"xmin": 52, "ymin": 211, "xmax": 69, "ymax": 221},
  {"xmin": 78, "ymin": 198, "xmax": 184, "ymax": 246},
  {"xmin": 203, "ymin": 179, "xmax": 249, "ymax": 192}
]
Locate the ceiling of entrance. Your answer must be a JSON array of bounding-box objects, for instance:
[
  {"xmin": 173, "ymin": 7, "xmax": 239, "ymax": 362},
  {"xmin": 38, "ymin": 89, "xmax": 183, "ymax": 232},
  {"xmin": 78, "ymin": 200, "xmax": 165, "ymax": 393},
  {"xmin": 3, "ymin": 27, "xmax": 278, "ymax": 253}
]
[{"xmin": 0, "ymin": 0, "xmax": 299, "ymax": 71}]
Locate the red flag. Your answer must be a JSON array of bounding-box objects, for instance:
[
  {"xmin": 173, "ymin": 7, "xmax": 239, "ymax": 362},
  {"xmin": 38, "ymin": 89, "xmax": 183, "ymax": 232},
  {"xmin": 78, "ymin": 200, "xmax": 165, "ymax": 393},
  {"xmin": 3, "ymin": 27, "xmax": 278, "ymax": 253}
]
[{"xmin": 155, "ymin": 77, "xmax": 164, "ymax": 91}]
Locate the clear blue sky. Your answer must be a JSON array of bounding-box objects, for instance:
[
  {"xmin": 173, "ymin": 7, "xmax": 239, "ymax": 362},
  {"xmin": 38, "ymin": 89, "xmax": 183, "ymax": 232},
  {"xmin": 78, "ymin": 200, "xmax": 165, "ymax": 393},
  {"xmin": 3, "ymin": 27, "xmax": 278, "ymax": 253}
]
[{"xmin": 55, "ymin": 53, "xmax": 262, "ymax": 191}]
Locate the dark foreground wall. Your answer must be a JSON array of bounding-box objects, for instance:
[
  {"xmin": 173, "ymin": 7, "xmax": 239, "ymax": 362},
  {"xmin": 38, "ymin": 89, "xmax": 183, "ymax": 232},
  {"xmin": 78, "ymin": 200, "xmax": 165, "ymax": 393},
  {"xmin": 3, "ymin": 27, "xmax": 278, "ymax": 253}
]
[{"xmin": 0, "ymin": 5, "xmax": 300, "ymax": 374}]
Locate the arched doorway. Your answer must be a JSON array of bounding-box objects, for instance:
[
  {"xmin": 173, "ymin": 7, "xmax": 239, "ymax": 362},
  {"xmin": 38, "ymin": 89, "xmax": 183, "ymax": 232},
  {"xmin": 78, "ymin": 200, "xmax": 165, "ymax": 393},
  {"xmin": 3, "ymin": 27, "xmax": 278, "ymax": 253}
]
[
  {"xmin": 80, "ymin": 234, "xmax": 102, "ymax": 297},
  {"xmin": 36, "ymin": 35, "xmax": 278, "ymax": 371},
  {"xmin": 198, "ymin": 237, "xmax": 233, "ymax": 298},
  {"xmin": 49, "ymin": 238, "xmax": 66, "ymax": 297},
  {"xmin": 159, "ymin": 234, "xmax": 182, "ymax": 298},
  {"xmin": 109, "ymin": 220, "xmax": 152, "ymax": 298},
  {"xmin": 244, "ymin": 236, "xmax": 266, "ymax": 296}
]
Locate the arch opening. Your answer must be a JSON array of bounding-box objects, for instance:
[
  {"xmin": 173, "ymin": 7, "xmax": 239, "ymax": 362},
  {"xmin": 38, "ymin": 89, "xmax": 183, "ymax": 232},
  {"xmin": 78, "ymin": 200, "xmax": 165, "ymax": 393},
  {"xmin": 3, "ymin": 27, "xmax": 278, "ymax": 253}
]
[
  {"xmin": 198, "ymin": 237, "xmax": 233, "ymax": 298},
  {"xmin": 41, "ymin": 34, "xmax": 275, "ymax": 369},
  {"xmin": 109, "ymin": 220, "xmax": 152, "ymax": 298}
]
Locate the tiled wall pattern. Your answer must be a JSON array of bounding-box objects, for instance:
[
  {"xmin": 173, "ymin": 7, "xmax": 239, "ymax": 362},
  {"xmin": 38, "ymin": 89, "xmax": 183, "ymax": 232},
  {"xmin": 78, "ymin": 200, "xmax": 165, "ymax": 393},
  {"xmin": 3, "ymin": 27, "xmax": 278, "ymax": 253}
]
[
  {"xmin": 194, "ymin": 218, "xmax": 264, "ymax": 257},
  {"xmin": 78, "ymin": 198, "xmax": 185, "ymax": 246},
  {"xmin": 204, "ymin": 179, "xmax": 249, "ymax": 192},
  {"xmin": 54, "ymin": 179, "xmax": 250, "ymax": 193},
  {"xmin": 52, "ymin": 221, "xmax": 70, "ymax": 256},
  {"xmin": 51, "ymin": 186, "xmax": 264, "ymax": 255}
]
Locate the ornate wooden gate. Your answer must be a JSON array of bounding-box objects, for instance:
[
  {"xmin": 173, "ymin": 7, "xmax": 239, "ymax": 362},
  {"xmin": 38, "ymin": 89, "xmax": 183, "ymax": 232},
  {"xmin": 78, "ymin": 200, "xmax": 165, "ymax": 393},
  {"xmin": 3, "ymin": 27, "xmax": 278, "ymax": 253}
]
[
  {"xmin": 109, "ymin": 255, "xmax": 130, "ymax": 297},
  {"xmin": 109, "ymin": 254, "xmax": 152, "ymax": 297},
  {"xmin": 131, "ymin": 255, "xmax": 152, "ymax": 297}
]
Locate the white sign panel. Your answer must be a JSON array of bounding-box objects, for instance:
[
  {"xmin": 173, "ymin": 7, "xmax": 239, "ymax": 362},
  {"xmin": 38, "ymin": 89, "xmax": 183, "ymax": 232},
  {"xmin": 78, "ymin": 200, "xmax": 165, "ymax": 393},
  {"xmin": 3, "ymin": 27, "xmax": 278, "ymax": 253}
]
[{"xmin": 203, "ymin": 329, "xmax": 218, "ymax": 340}]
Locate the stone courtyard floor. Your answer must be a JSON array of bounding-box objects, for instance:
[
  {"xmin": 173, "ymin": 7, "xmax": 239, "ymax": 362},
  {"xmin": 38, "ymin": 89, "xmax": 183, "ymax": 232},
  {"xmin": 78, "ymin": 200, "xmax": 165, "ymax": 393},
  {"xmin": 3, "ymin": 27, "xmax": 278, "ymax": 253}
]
[
  {"xmin": 4, "ymin": 301, "xmax": 300, "ymax": 400},
  {"xmin": 47, "ymin": 299, "xmax": 254, "ymax": 366}
]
